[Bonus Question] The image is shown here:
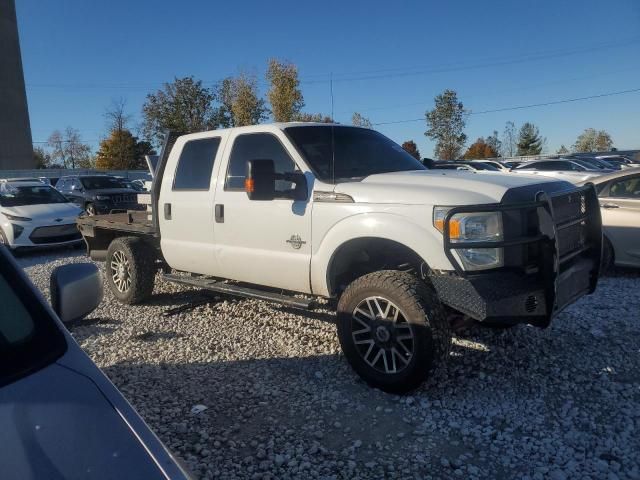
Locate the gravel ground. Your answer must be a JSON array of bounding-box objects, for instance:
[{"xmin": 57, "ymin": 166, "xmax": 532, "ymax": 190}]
[{"xmin": 18, "ymin": 249, "xmax": 640, "ymax": 480}]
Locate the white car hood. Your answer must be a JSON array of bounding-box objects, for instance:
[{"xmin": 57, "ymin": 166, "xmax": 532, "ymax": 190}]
[
  {"xmin": 334, "ymin": 170, "xmax": 568, "ymax": 205},
  {"xmin": 2, "ymin": 202, "xmax": 81, "ymax": 222}
]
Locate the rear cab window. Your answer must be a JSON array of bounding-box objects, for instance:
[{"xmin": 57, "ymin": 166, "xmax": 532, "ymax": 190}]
[
  {"xmin": 173, "ymin": 137, "xmax": 221, "ymax": 190},
  {"xmin": 0, "ymin": 253, "xmax": 67, "ymax": 387}
]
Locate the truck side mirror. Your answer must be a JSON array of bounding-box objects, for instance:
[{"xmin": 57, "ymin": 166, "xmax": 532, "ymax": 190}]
[
  {"xmin": 246, "ymin": 159, "xmax": 276, "ymax": 201},
  {"xmin": 50, "ymin": 263, "xmax": 103, "ymax": 323}
]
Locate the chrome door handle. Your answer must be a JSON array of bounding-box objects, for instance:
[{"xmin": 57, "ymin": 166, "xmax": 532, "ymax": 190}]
[{"xmin": 601, "ymin": 203, "xmax": 619, "ymax": 209}]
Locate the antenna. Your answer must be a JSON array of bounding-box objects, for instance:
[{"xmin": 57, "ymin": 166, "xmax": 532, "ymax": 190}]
[{"xmin": 330, "ymin": 72, "xmax": 335, "ymax": 185}]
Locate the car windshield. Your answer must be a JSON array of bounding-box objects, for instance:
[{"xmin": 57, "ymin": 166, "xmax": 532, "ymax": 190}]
[
  {"xmin": 0, "ymin": 184, "xmax": 69, "ymax": 207},
  {"xmin": 80, "ymin": 176, "xmax": 125, "ymax": 190},
  {"xmin": 0, "ymin": 252, "xmax": 66, "ymax": 387},
  {"xmin": 285, "ymin": 126, "xmax": 426, "ymax": 182}
]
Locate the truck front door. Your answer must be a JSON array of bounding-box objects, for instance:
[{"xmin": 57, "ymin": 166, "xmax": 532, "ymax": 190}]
[
  {"xmin": 159, "ymin": 134, "xmax": 225, "ymax": 275},
  {"xmin": 212, "ymin": 131, "xmax": 313, "ymax": 293}
]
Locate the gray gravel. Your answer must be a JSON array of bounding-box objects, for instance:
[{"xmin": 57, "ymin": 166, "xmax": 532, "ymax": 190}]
[{"xmin": 18, "ymin": 249, "xmax": 640, "ymax": 480}]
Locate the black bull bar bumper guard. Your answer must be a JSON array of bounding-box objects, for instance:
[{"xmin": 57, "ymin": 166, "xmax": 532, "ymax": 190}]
[{"xmin": 429, "ymin": 184, "xmax": 602, "ymax": 328}]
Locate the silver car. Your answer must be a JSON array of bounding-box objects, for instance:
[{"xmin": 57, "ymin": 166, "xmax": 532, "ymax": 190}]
[
  {"xmin": 0, "ymin": 246, "xmax": 190, "ymax": 479},
  {"xmin": 580, "ymin": 168, "xmax": 640, "ymax": 269}
]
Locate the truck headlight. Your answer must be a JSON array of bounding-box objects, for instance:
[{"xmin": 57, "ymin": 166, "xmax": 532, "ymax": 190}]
[
  {"xmin": 95, "ymin": 195, "xmax": 110, "ymax": 201},
  {"xmin": 433, "ymin": 207, "xmax": 504, "ymax": 270}
]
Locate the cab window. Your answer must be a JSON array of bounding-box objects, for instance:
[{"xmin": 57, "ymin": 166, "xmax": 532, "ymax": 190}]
[
  {"xmin": 225, "ymin": 133, "xmax": 297, "ymax": 191},
  {"xmin": 173, "ymin": 137, "xmax": 221, "ymax": 190}
]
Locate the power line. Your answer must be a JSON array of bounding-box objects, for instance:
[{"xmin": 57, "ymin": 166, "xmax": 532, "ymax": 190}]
[{"xmin": 371, "ymin": 87, "xmax": 640, "ymax": 126}]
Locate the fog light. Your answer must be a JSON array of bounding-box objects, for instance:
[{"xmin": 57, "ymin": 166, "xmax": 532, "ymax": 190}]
[{"xmin": 12, "ymin": 223, "xmax": 24, "ymax": 239}]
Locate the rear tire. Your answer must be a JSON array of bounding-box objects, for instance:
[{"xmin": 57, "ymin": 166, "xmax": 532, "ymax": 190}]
[
  {"xmin": 106, "ymin": 237, "xmax": 156, "ymax": 304},
  {"xmin": 601, "ymin": 235, "xmax": 614, "ymax": 275},
  {"xmin": 336, "ymin": 270, "xmax": 451, "ymax": 393}
]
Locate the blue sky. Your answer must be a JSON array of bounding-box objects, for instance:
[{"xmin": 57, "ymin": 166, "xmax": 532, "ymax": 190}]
[{"xmin": 17, "ymin": 0, "xmax": 640, "ymax": 157}]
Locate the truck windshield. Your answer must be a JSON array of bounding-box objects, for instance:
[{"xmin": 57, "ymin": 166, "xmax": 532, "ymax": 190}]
[
  {"xmin": 285, "ymin": 126, "xmax": 426, "ymax": 182},
  {"xmin": 80, "ymin": 176, "xmax": 125, "ymax": 190},
  {"xmin": 0, "ymin": 250, "xmax": 67, "ymax": 387},
  {"xmin": 0, "ymin": 184, "xmax": 70, "ymax": 207}
]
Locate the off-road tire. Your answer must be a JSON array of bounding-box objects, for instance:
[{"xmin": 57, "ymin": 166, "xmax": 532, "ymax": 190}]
[
  {"xmin": 601, "ymin": 235, "xmax": 614, "ymax": 275},
  {"xmin": 336, "ymin": 270, "xmax": 452, "ymax": 393},
  {"xmin": 106, "ymin": 237, "xmax": 156, "ymax": 304}
]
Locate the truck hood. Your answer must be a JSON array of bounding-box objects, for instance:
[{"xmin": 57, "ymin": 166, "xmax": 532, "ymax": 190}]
[
  {"xmin": 2, "ymin": 202, "xmax": 82, "ymax": 222},
  {"xmin": 334, "ymin": 170, "xmax": 570, "ymax": 204}
]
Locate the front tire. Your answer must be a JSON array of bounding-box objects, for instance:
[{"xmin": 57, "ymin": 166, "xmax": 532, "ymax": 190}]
[
  {"xmin": 106, "ymin": 237, "xmax": 156, "ymax": 304},
  {"xmin": 601, "ymin": 235, "xmax": 614, "ymax": 275},
  {"xmin": 336, "ymin": 270, "xmax": 451, "ymax": 393}
]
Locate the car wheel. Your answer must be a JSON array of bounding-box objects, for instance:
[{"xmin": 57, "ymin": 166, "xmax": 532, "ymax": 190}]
[
  {"xmin": 85, "ymin": 203, "xmax": 97, "ymax": 216},
  {"xmin": 106, "ymin": 237, "xmax": 156, "ymax": 304},
  {"xmin": 601, "ymin": 235, "xmax": 614, "ymax": 275},
  {"xmin": 336, "ymin": 270, "xmax": 452, "ymax": 393}
]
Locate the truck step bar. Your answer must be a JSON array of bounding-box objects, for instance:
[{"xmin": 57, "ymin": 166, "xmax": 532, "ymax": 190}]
[{"xmin": 162, "ymin": 273, "xmax": 316, "ymax": 310}]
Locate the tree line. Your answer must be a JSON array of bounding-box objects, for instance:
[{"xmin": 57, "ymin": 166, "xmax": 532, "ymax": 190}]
[
  {"xmin": 422, "ymin": 89, "xmax": 614, "ymax": 160},
  {"xmin": 33, "ymin": 60, "xmax": 617, "ymax": 169}
]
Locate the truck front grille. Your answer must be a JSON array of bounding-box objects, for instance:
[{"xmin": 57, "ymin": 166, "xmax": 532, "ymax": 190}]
[
  {"xmin": 552, "ymin": 191, "xmax": 589, "ymax": 261},
  {"xmin": 111, "ymin": 194, "xmax": 137, "ymax": 204}
]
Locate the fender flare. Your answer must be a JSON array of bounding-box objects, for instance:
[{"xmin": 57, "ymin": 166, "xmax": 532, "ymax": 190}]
[{"xmin": 310, "ymin": 212, "xmax": 452, "ymax": 296}]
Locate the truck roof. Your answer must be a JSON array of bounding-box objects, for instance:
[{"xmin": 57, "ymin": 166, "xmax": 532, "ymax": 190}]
[{"xmin": 176, "ymin": 122, "xmax": 353, "ymax": 141}]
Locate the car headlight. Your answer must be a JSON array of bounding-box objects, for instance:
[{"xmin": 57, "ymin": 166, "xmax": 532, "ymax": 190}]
[
  {"xmin": 95, "ymin": 195, "xmax": 110, "ymax": 201},
  {"xmin": 433, "ymin": 207, "xmax": 504, "ymax": 271},
  {"xmin": 2, "ymin": 212, "xmax": 32, "ymax": 222}
]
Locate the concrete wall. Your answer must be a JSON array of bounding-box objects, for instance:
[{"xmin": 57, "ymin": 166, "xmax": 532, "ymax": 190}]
[{"xmin": 0, "ymin": 0, "xmax": 34, "ymax": 170}]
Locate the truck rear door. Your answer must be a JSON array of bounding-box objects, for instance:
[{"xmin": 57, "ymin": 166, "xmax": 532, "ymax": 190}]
[
  {"xmin": 211, "ymin": 130, "xmax": 313, "ymax": 293},
  {"xmin": 158, "ymin": 133, "xmax": 228, "ymax": 275}
]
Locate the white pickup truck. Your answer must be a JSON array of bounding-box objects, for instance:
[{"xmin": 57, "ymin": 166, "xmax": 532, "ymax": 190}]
[{"xmin": 77, "ymin": 123, "xmax": 602, "ymax": 392}]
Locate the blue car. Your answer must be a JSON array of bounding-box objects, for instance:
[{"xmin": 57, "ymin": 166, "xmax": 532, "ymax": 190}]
[{"xmin": 0, "ymin": 246, "xmax": 190, "ymax": 479}]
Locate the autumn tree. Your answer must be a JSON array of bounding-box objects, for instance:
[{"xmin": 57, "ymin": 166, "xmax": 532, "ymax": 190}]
[
  {"xmin": 47, "ymin": 127, "xmax": 92, "ymax": 169},
  {"xmin": 462, "ymin": 138, "xmax": 499, "ymax": 159},
  {"xmin": 401, "ymin": 140, "xmax": 421, "ymax": 160},
  {"xmin": 425, "ymin": 89, "xmax": 467, "ymax": 160},
  {"xmin": 573, "ymin": 128, "xmax": 613, "ymax": 152},
  {"xmin": 266, "ymin": 59, "xmax": 304, "ymax": 122},
  {"xmin": 96, "ymin": 130, "xmax": 155, "ymax": 170},
  {"xmin": 502, "ymin": 121, "xmax": 518, "ymax": 157},
  {"xmin": 142, "ymin": 77, "xmax": 220, "ymax": 145},
  {"xmin": 517, "ymin": 122, "xmax": 543, "ymax": 156},
  {"xmin": 352, "ymin": 112, "xmax": 372, "ymax": 128}
]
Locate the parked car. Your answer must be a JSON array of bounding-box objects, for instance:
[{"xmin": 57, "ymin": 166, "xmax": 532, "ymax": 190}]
[
  {"xmin": 76, "ymin": 123, "xmax": 602, "ymax": 393},
  {"xmin": 473, "ymin": 160, "xmax": 511, "ymax": 172},
  {"xmin": 579, "ymin": 168, "xmax": 640, "ymax": 270},
  {"xmin": 0, "ymin": 181, "xmax": 83, "ymax": 249},
  {"xmin": 431, "ymin": 161, "xmax": 500, "ymax": 172},
  {"xmin": 56, "ymin": 175, "xmax": 143, "ymax": 216},
  {"xmin": 0, "ymin": 246, "xmax": 190, "ymax": 480},
  {"xmin": 510, "ymin": 160, "xmax": 603, "ymax": 183},
  {"xmin": 1, "ymin": 177, "xmax": 46, "ymax": 184}
]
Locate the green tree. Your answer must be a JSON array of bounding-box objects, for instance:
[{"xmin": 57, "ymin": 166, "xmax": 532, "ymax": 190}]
[
  {"xmin": 502, "ymin": 121, "xmax": 517, "ymax": 157},
  {"xmin": 517, "ymin": 122, "xmax": 543, "ymax": 156},
  {"xmin": 485, "ymin": 130, "xmax": 502, "ymax": 157},
  {"xmin": 401, "ymin": 140, "xmax": 421, "ymax": 160},
  {"xmin": 266, "ymin": 59, "xmax": 304, "ymax": 122},
  {"xmin": 557, "ymin": 144, "xmax": 570, "ymax": 155},
  {"xmin": 425, "ymin": 89, "xmax": 467, "ymax": 160},
  {"xmin": 462, "ymin": 138, "xmax": 499, "ymax": 159},
  {"xmin": 142, "ymin": 77, "xmax": 219, "ymax": 145},
  {"xmin": 573, "ymin": 128, "xmax": 613, "ymax": 152},
  {"xmin": 352, "ymin": 112, "xmax": 372, "ymax": 128},
  {"xmin": 216, "ymin": 73, "xmax": 268, "ymax": 127},
  {"xmin": 33, "ymin": 146, "xmax": 50, "ymax": 169}
]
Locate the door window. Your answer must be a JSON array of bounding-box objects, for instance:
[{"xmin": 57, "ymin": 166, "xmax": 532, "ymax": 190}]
[
  {"xmin": 173, "ymin": 137, "xmax": 221, "ymax": 190},
  {"xmin": 609, "ymin": 176, "xmax": 640, "ymax": 199},
  {"xmin": 225, "ymin": 134, "xmax": 297, "ymax": 192}
]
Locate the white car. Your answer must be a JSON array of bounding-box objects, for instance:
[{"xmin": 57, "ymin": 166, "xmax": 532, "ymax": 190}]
[
  {"xmin": 509, "ymin": 159, "xmax": 603, "ymax": 183},
  {"xmin": 0, "ymin": 181, "xmax": 84, "ymax": 249}
]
